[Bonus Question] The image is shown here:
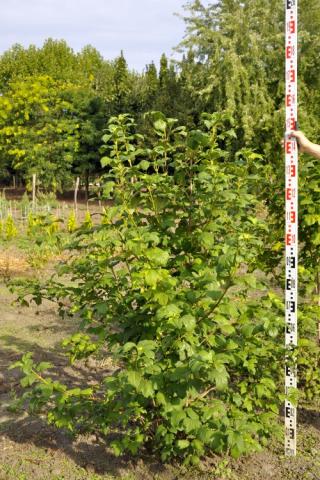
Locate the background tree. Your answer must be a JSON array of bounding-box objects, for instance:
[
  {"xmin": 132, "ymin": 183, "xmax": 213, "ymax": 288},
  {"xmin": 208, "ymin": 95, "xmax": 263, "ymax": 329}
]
[
  {"xmin": 0, "ymin": 41, "xmax": 115, "ymax": 190},
  {"xmin": 112, "ymin": 51, "xmax": 131, "ymax": 113},
  {"xmin": 179, "ymin": 0, "xmax": 320, "ymax": 310},
  {"xmin": 179, "ymin": 0, "xmax": 320, "ymax": 151},
  {"xmin": 70, "ymin": 88, "xmax": 106, "ymax": 198},
  {"xmin": 144, "ymin": 62, "xmax": 159, "ymax": 109},
  {"xmin": 0, "ymin": 76, "xmax": 79, "ymax": 191}
]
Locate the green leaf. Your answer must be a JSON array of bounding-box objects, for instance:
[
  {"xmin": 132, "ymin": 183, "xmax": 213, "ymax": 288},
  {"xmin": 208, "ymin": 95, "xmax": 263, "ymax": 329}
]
[
  {"xmin": 311, "ymin": 231, "xmax": 320, "ymax": 245},
  {"xmin": 140, "ymin": 379, "xmax": 154, "ymax": 398},
  {"xmin": 145, "ymin": 248, "xmax": 170, "ymax": 266},
  {"xmin": 207, "ymin": 291, "xmax": 222, "ymax": 301},
  {"xmin": 199, "ymin": 232, "xmax": 215, "ymax": 249},
  {"xmin": 37, "ymin": 362, "xmax": 52, "ymax": 372},
  {"xmin": 154, "ymin": 291, "xmax": 169, "ymax": 306},
  {"xmin": 127, "ymin": 370, "xmax": 142, "ymax": 390},
  {"xmin": 154, "ymin": 119, "xmax": 167, "ymax": 132},
  {"xmin": 171, "ymin": 409, "xmax": 186, "ymax": 427},
  {"xmin": 181, "ymin": 314, "xmax": 196, "ymax": 332},
  {"xmin": 138, "ymin": 160, "xmax": 150, "ymax": 170},
  {"xmin": 220, "ymin": 324, "xmax": 235, "ymax": 335},
  {"xmin": 111, "ymin": 441, "xmax": 123, "ymax": 457},
  {"xmin": 177, "ymin": 439, "xmax": 190, "ymax": 450},
  {"xmin": 208, "ymin": 366, "xmax": 229, "ymax": 391},
  {"xmin": 103, "ymin": 181, "xmax": 115, "ymax": 197},
  {"xmin": 286, "ymin": 387, "xmax": 299, "ymax": 407},
  {"xmin": 197, "ymin": 427, "xmax": 213, "ymax": 444},
  {"xmin": 157, "ymin": 304, "xmax": 181, "ymax": 320},
  {"xmin": 144, "ymin": 269, "xmax": 162, "ymax": 287},
  {"xmin": 187, "ymin": 130, "xmax": 209, "ymax": 150},
  {"xmin": 101, "ymin": 156, "xmax": 113, "ymax": 167},
  {"xmin": 21, "ymin": 373, "xmax": 37, "ymax": 387},
  {"xmin": 156, "ymin": 392, "xmax": 166, "ymax": 406},
  {"xmin": 102, "ymin": 134, "xmax": 112, "ymax": 143},
  {"xmin": 230, "ymin": 440, "xmax": 245, "ymax": 459},
  {"xmin": 241, "ymin": 324, "xmax": 255, "ymax": 337},
  {"xmin": 123, "ymin": 342, "xmax": 136, "ymax": 353},
  {"xmin": 183, "ymin": 416, "xmax": 201, "ymax": 433}
]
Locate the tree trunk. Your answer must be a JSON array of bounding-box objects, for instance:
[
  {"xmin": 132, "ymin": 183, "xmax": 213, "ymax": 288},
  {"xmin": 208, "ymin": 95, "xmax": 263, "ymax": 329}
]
[{"xmin": 85, "ymin": 171, "xmax": 89, "ymax": 202}]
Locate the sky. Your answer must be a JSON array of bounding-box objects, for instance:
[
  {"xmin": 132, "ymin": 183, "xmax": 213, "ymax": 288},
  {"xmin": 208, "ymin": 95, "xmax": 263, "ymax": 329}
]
[{"xmin": 0, "ymin": 0, "xmax": 206, "ymax": 72}]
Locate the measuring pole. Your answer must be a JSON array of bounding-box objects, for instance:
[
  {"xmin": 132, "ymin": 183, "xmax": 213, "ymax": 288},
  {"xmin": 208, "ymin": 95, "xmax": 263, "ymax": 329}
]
[{"xmin": 284, "ymin": 0, "xmax": 298, "ymax": 457}]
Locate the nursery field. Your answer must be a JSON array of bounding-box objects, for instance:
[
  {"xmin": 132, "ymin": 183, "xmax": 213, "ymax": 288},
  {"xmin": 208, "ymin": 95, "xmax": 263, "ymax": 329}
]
[
  {"xmin": 0, "ymin": 110, "xmax": 320, "ymax": 479},
  {"xmin": 1, "ymin": 0, "xmax": 320, "ymax": 478},
  {"xmin": 0, "ymin": 248, "xmax": 320, "ymax": 480}
]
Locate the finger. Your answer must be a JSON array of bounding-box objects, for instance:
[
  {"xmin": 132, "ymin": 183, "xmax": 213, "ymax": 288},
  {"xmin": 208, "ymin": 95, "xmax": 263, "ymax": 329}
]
[
  {"xmin": 288, "ymin": 131, "xmax": 300, "ymax": 139},
  {"xmin": 284, "ymin": 131, "xmax": 294, "ymax": 139}
]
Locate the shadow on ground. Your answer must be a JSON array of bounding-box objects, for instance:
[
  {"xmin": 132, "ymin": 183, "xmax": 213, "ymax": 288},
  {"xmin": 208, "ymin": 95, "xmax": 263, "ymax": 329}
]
[
  {"xmin": 299, "ymin": 406, "xmax": 320, "ymax": 432},
  {"xmin": 0, "ymin": 329, "xmax": 173, "ymax": 478},
  {"xmin": 2, "ymin": 282, "xmax": 320, "ymax": 479}
]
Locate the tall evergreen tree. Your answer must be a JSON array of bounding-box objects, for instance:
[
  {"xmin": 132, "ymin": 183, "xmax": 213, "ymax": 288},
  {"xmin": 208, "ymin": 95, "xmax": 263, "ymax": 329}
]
[
  {"xmin": 113, "ymin": 51, "xmax": 130, "ymax": 113},
  {"xmin": 159, "ymin": 53, "xmax": 169, "ymax": 88},
  {"xmin": 180, "ymin": 0, "xmax": 320, "ymax": 152},
  {"xmin": 145, "ymin": 62, "xmax": 159, "ymax": 108}
]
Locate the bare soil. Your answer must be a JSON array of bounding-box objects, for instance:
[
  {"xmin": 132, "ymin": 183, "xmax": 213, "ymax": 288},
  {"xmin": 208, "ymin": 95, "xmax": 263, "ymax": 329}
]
[{"xmin": 1, "ymin": 255, "xmax": 320, "ymax": 480}]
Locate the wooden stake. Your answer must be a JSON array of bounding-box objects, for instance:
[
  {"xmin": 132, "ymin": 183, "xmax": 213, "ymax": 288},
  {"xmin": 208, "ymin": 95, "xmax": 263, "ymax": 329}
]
[
  {"xmin": 74, "ymin": 177, "xmax": 80, "ymax": 215},
  {"xmin": 32, "ymin": 174, "xmax": 36, "ymax": 211}
]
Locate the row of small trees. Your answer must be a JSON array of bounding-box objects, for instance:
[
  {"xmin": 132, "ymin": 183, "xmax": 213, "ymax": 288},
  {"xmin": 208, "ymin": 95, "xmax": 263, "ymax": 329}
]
[
  {"xmin": 0, "ymin": 209, "xmax": 92, "ymax": 240},
  {"xmin": 2, "ymin": 0, "xmax": 320, "ymax": 199},
  {"xmin": 0, "ymin": 39, "xmax": 196, "ymax": 193}
]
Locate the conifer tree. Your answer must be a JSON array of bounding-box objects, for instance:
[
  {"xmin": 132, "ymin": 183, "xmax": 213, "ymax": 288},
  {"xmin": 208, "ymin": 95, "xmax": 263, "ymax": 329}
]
[
  {"xmin": 145, "ymin": 62, "xmax": 159, "ymax": 108},
  {"xmin": 113, "ymin": 51, "xmax": 130, "ymax": 113},
  {"xmin": 180, "ymin": 0, "xmax": 320, "ymax": 152}
]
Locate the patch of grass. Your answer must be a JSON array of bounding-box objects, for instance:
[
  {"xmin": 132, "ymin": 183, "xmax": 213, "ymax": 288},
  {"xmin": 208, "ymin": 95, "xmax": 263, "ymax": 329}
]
[
  {"xmin": 0, "ymin": 462, "xmax": 28, "ymax": 480},
  {"xmin": 213, "ymin": 459, "xmax": 238, "ymax": 480}
]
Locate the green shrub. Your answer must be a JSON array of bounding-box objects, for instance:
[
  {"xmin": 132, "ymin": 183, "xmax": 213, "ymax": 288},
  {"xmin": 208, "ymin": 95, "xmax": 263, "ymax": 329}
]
[
  {"xmin": 36, "ymin": 192, "xmax": 59, "ymax": 209},
  {"xmin": 83, "ymin": 210, "xmax": 93, "ymax": 229},
  {"xmin": 67, "ymin": 211, "xmax": 77, "ymax": 232},
  {"xmin": 4, "ymin": 215, "xmax": 18, "ymax": 239},
  {"xmin": 25, "ymin": 213, "xmax": 64, "ymax": 269},
  {"xmin": 10, "ymin": 114, "xmax": 320, "ymax": 464}
]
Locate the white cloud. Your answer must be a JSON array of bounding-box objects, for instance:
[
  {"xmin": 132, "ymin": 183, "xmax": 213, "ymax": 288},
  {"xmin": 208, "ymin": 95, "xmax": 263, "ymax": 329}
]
[{"xmin": 0, "ymin": 0, "xmax": 192, "ymax": 70}]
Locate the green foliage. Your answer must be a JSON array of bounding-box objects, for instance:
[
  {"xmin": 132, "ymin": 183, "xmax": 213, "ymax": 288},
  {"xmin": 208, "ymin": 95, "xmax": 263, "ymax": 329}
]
[
  {"xmin": 23, "ymin": 212, "xmax": 64, "ymax": 269},
  {"xmin": 4, "ymin": 215, "xmax": 18, "ymax": 239},
  {"xmin": 0, "ymin": 75, "xmax": 79, "ymax": 191},
  {"xmin": 27, "ymin": 213, "xmax": 40, "ymax": 236},
  {"xmin": 10, "ymin": 114, "xmax": 320, "ymax": 465},
  {"xmin": 180, "ymin": 0, "xmax": 320, "ymax": 154},
  {"xmin": 27, "ymin": 213, "xmax": 61, "ymax": 238},
  {"xmin": 67, "ymin": 211, "xmax": 77, "ymax": 233},
  {"xmin": 0, "ymin": 40, "xmax": 183, "ymax": 189},
  {"xmin": 3, "ymin": 1, "xmax": 320, "ymax": 464},
  {"xmin": 112, "ymin": 51, "xmax": 130, "ymax": 113},
  {"xmin": 181, "ymin": 0, "xmax": 320, "ymax": 359},
  {"xmin": 71, "ymin": 90, "xmax": 106, "ymax": 193},
  {"xmin": 83, "ymin": 210, "xmax": 93, "ymax": 229},
  {"xmin": 62, "ymin": 333, "xmax": 99, "ymax": 364}
]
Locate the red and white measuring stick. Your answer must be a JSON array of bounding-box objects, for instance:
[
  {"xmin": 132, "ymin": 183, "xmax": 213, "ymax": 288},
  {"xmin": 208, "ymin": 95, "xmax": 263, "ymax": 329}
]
[{"xmin": 285, "ymin": 0, "xmax": 298, "ymax": 457}]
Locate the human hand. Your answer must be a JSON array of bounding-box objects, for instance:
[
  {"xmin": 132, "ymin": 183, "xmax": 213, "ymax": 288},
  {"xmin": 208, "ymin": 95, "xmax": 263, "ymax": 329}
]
[{"xmin": 288, "ymin": 130, "xmax": 311, "ymax": 153}]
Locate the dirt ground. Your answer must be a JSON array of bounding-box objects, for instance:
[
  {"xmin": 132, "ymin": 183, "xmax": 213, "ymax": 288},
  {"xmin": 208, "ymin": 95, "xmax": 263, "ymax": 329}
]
[{"xmin": 1, "ymin": 259, "xmax": 320, "ymax": 480}]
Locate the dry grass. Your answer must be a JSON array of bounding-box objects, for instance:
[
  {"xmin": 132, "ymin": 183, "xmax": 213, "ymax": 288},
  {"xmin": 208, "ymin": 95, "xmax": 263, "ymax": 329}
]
[{"xmin": 0, "ymin": 250, "xmax": 29, "ymax": 277}]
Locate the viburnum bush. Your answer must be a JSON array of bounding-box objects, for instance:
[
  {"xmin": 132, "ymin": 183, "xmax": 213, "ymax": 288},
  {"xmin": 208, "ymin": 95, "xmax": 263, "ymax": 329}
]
[{"xmin": 11, "ymin": 113, "xmax": 320, "ymax": 464}]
